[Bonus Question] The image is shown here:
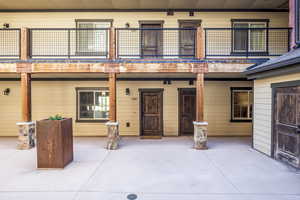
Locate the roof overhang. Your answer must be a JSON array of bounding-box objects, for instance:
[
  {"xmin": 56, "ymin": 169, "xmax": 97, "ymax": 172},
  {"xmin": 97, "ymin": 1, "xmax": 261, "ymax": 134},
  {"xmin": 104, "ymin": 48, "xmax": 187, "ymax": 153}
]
[{"xmin": 0, "ymin": 0, "xmax": 289, "ymax": 11}]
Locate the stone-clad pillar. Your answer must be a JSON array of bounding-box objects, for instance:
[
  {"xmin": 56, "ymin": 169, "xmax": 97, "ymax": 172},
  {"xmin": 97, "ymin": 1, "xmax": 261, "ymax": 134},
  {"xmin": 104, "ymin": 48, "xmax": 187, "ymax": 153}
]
[
  {"xmin": 16, "ymin": 122, "xmax": 35, "ymax": 150},
  {"xmin": 106, "ymin": 73, "xmax": 119, "ymax": 150},
  {"xmin": 194, "ymin": 73, "xmax": 208, "ymax": 149},
  {"xmin": 17, "ymin": 73, "xmax": 35, "ymax": 150}
]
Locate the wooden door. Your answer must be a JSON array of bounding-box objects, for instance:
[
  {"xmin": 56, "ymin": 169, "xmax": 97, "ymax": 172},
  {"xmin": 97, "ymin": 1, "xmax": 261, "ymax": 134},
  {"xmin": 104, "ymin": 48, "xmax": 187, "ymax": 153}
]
[
  {"xmin": 179, "ymin": 21, "xmax": 199, "ymax": 58},
  {"xmin": 141, "ymin": 23, "xmax": 163, "ymax": 58},
  {"xmin": 179, "ymin": 88, "xmax": 196, "ymax": 135},
  {"xmin": 140, "ymin": 89, "xmax": 163, "ymax": 137},
  {"xmin": 274, "ymin": 86, "xmax": 300, "ymax": 168}
]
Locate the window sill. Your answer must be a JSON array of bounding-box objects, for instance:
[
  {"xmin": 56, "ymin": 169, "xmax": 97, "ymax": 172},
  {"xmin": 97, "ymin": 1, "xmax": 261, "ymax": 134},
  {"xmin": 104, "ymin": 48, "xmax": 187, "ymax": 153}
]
[
  {"xmin": 230, "ymin": 119, "xmax": 252, "ymax": 123},
  {"xmin": 76, "ymin": 119, "xmax": 109, "ymax": 123}
]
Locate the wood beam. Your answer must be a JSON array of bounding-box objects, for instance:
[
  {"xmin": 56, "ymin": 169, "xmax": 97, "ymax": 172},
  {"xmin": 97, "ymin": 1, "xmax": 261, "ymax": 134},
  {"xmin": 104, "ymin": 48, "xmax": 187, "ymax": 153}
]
[
  {"xmin": 21, "ymin": 73, "xmax": 31, "ymax": 122},
  {"xmin": 108, "ymin": 73, "xmax": 117, "ymax": 122},
  {"xmin": 109, "ymin": 27, "xmax": 116, "ymax": 60},
  {"xmin": 196, "ymin": 73, "xmax": 204, "ymax": 122},
  {"xmin": 196, "ymin": 27, "xmax": 205, "ymax": 59},
  {"xmin": 20, "ymin": 28, "xmax": 30, "ymax": 61}
]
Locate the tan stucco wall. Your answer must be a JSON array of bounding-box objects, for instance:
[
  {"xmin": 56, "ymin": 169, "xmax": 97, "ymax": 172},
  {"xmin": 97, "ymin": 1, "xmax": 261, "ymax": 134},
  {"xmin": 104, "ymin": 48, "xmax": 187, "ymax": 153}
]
[
  {"xmin": 253, "ymin": 71, "xmax": 300, "ymax": 156},
  {"xmin": 0, "ymin": 80, "xmax": 252, "ymax": 137}
]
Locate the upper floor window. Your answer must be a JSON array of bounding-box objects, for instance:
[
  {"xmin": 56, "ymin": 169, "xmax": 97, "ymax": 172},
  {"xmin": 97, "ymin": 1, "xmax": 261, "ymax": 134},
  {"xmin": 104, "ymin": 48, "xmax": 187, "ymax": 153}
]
[
  {"xmin": 296, "ymin": 0, "xmax": 300, "ymax": 45},
  {"xmin": 231, "ymin": 19, "xmax": 269, "ymax": 55},
  {"xmin": 75, "ymin": 19, "xmax": 112, "ymax": 56},
  {"xmin": 231, "ymin": 87, "xmax": 253, "ymax": 122},
  {"xmin": 76, "ymin": 88, "xmax": 109, "ymax": 122}
]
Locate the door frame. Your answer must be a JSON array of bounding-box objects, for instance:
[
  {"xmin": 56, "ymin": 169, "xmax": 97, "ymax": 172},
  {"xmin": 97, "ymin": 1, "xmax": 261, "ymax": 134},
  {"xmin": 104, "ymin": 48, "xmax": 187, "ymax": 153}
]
[
  {"xmin": 271, "ymin": 80, "xmax": 300, "ymax": 158},
  {"xmin": 139, "ymin": 88, "xmax": 164, "ymax": 137},
  {"xmin": 139, "ymin": 20, "xmax": 164, "ymax": 58},
  {"xmin": 178, "ymin": 88, "xmax": 196, "ymax": 136}
]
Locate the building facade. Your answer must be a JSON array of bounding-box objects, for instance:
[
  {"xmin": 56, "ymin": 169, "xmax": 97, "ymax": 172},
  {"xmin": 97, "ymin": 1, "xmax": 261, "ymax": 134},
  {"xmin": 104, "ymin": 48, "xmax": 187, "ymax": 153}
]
[{"xmin": 0, "ymin": 1, "xmax": 291, "ymax": 149}]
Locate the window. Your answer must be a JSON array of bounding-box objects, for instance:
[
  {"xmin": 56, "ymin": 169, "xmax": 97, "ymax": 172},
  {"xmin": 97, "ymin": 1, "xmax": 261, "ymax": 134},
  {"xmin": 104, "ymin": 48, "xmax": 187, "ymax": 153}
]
[
  {"xmin": 232, "ymin": 20, "xmax": 268, "ymax": 55},
  {"xmin": 296, "ymin": 0, "xmax": 300, "ymax": 45},
  {"xmin": 76, "ymin": 88, "xmax": 109, "ymax": 122},
  {"xmin": 75, "ymin": 20, "xmax": 112, "ymax": 56},
  {"xmin": 231, "ymin": 88, "xmax": 253, "ymax": 122}
]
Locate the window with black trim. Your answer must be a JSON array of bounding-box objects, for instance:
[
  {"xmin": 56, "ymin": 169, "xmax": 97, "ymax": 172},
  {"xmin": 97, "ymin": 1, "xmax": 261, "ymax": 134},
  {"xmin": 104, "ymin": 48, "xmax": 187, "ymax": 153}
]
[
  {"xmin": 76, "ymin": 88, "xmax": 109, "ymax": 122},
  {"xmin": 75, "ymin": 19, "xmax": 112, "ymax": 56},
  {"xmin": 231, "ymin": 88, "xmax": 253, "ymax": 122},
  {"xmin": 296, "ymin": 0, "xmax": 300, "ymax": 45},
  {"xmin": 231, "ymin": 19, "xmax": 268, "ymax": 55}
]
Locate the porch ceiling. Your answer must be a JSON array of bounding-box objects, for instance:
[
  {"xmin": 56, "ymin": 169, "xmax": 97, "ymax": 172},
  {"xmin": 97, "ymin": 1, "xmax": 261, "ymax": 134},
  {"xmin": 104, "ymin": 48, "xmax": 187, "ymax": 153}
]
[{"xmin": 0, "ymin": 0, "xmax": 288, "ymax": 10}]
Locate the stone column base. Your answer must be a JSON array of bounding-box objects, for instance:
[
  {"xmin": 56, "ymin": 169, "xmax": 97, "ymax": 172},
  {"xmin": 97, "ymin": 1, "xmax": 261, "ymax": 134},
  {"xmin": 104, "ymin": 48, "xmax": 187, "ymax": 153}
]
[
  {"xmin": 16, "ymin": 122, "xmax": 35, "ymax": 150},
  {"xmin": 106, "ymin": 121, "xmax": 120, "ymax": 150},
  {"xmin": 193, "ymin": 121, "xmax": 208, "ymax": 150}
]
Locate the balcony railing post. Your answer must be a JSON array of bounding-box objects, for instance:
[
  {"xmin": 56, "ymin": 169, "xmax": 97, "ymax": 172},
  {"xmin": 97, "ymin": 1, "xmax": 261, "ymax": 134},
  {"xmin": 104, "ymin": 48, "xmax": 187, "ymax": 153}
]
[
  {"xmin": 20, "ymin": 27, "xmax": 30, "ymax": 60},
  {"xmin": 68, "ymin": 29, "xmax": 70, "ymax": 59},
  {"xmin": 196, "ymin": 27, "xmax": 205, "ymax": 59},
  {"xmin": 246, "ymin": 28, "xmax": 249, "ymax": 58},
  {"xmin": 109, "ymin": 27, "xmax": 116, "ymax": 60}
]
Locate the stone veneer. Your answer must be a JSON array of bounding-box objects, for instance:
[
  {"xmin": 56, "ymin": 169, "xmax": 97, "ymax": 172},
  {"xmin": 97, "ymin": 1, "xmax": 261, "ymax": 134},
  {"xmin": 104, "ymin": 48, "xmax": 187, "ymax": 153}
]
[{"xmin": 16, "ymin": 122, "xmax": 35, "ymax": 150}]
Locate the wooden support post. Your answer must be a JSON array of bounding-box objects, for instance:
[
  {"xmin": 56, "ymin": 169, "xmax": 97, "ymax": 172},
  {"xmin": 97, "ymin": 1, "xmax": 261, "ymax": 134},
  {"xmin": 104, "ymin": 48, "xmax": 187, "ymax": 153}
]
[
  {"xmin": 196, "ymin": 27, "xmax": 205, "ymax": 59},
  {"xmin": 21, "ymin": 73, "xmax": 31, "ymax": 122},
  {"xmin": 109, "ymin": 27, "xmax": 116, "ymax": 60},
  {"xmin": 196, "ymin": 73, "xmax": 204, "ymax": 122},
  {"xmin": 20, "ymin": 28, "xmax": 30, "ymax": 60},
  {"xmin": 108, "ymin": 73, "xmax": 117, "ymax": 122}
]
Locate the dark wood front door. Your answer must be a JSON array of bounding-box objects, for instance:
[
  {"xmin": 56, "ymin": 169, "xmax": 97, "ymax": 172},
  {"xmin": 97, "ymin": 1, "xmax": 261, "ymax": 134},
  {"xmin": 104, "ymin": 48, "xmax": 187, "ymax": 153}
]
[
  {"xmin": 141, "ymin": 23, "xmax": 163, "ymax": 58},
  {"xmin": 273, "ymin": 85, "xmax": 300, "ymax": 168},
  {"xmin": 179, "ymin": 88, "xmax": 196, "ymax": 135},
  {"xmin": 179, "ymin": 20, "xmax": 200, "ymax": 58},
  {"xmin": 140, "ymin": 89, "xmax": 163, "ymax": 137}
]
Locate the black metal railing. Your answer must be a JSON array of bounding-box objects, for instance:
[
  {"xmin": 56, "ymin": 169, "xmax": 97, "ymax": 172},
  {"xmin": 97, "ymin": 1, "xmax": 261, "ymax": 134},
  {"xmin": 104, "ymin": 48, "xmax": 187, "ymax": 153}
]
[
  {"xmin": 0, "ymin": 29, "xmax": 20, "ymax": 58},
  {"xmin": 116, "ymin": 28, "xmax": 197, "ymax": 59},
  {"xmin": 29, "ymin": 28, "xmax": 109, "ymax": 59},
  {"xmin": 204, "ymin": 28, "xmax": 291, "ymax": 58}
]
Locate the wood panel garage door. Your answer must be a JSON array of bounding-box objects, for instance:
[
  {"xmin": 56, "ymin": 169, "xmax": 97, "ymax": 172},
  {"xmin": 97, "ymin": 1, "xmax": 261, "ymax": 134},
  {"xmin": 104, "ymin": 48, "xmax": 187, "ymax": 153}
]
[
  {"xmin": 140, "ymin": 89, "xmax": 163, "ymax": 137},
  {"xmin": 273, "ymin": 84, "xmax": 300, "ymax": 169}
]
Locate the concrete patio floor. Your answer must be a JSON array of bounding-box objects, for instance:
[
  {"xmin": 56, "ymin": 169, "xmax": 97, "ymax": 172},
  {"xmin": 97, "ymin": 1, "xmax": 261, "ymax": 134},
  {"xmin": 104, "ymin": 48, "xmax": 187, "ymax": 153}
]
[{"xmin": 0, "ymin": 136, "xmax": 300, "ymax": 200}]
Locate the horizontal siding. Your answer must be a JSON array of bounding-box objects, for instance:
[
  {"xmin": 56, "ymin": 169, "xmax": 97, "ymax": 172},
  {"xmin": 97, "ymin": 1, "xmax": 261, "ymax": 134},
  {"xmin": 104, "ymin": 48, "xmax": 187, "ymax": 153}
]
[
  {"xmin": 0, "ymin": 12, "xmax": 288, "ymax": 28},
  {"xmin": 253, "ymin": 70, "xmax": 300, "ymax": 156},
  {"xmin": 0, "ymin": 80, "xmax": 253, "ymax": 137}
]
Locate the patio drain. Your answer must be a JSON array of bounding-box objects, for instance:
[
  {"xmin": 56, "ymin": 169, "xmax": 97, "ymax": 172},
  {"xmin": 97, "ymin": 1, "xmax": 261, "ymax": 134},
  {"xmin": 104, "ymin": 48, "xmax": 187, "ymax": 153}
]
[{"xmin": 127, "ymin": 193, "xmax": 138, "ymax": 200}]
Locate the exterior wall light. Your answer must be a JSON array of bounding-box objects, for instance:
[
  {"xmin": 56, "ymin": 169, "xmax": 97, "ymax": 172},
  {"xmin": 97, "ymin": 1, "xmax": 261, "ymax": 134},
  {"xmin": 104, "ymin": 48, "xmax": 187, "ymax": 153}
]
[
  {"xmin": 189, "ymin": 11, "xmax": 194, "ymax": 17},
  {"xmin": 3, "ymin": 88, "xmax": 10, "ymax": 95},
  {"xmin": 125, "ymin": 88, "xmax": 130, "ymax": 95},
  {"xmin": 3, "ymin": 23, "xmax": 9, "ymax": 29},
  {"xmin": 125, "ymin": 23, "xmax": 130, "ymax": 28}
]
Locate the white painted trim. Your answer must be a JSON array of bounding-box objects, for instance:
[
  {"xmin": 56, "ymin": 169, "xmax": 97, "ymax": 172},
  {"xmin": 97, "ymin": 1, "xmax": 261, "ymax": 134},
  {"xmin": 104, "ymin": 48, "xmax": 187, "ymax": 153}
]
[
  {"xmin": 193, "ymin": 121, "xmax": 208, "ymax": 126},
  {"xmin": 106, "ymin": 121, "xmax": 119, "ymax": 126},
  {"xmin": 16, "ymin": 121, "xmax": 35, "ymax": 126}
]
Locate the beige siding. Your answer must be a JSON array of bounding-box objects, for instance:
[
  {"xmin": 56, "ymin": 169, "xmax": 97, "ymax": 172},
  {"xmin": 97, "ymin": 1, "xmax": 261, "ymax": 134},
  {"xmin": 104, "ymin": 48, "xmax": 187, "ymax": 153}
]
[
  {"xmin": 0, "ymin": 12, "xmax": 287, "ymax": 28},
  {"xmin": 0, "ymin": 80, "xmax": 252, "ymax": 137},
  {"xmin": 253, "ymin": 71, "xmax": 300, "ymax": 156}
]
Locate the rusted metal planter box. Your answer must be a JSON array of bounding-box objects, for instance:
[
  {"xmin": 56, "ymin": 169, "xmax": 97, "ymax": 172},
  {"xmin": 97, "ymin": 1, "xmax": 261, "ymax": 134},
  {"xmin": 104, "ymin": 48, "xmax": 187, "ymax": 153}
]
[{"xmin": 36, "ymin": 118, "xmax": 73, "ymax": 169}]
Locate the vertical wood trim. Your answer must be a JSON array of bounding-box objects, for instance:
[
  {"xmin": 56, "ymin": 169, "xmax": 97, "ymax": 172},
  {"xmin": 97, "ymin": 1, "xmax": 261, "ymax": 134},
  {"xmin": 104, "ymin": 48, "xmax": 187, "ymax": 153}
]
[
  {"xmin": 196, "ymin": 27, "xmax": 205, "ymax": 59},
  {"xmin": 21, "ymin": 73, "xmax": 31, "ymax": 122},
  {"xmin": 109, "ymin": 27, "xmax": 116, "ymax": 60},
  {"xmin": 108, "ymin": 73, "xmax": 116, "ymax": 121},
  {"xmin": 196, "ymin": 73, "xmax": 204, "ymax": 122},
  {"xmin": 20, "ymin": 27, "xmax": 29, "ymax": 60}
]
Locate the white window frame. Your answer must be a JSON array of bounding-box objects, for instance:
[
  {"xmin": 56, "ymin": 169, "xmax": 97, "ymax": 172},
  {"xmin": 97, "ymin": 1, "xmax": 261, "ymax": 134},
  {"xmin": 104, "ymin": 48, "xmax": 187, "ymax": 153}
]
[
  {"xmin": 231, "ymin": 89, "xmax": 253, "ymax": 121},
  {"xmin": 77, "ymin": 88, "xmax": 109, "ymax": 121},
  {"xmin": 232, "ymin": 21, "xmax": 267, "ymax": 53}
]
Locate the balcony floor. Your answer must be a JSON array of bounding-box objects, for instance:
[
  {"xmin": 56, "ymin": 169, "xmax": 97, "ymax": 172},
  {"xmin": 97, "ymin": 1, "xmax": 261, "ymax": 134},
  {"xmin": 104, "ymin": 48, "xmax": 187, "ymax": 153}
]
[{"xmin": 0, "ymin": 136, "xmax": 299, "ymax": 200}]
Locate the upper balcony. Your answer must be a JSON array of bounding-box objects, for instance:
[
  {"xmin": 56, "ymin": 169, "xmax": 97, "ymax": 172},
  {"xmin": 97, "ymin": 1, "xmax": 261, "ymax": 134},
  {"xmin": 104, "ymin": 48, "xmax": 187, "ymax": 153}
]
[{"xmin": 0, "ymin": 26, "xmax": 291, "ymax": 62}]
